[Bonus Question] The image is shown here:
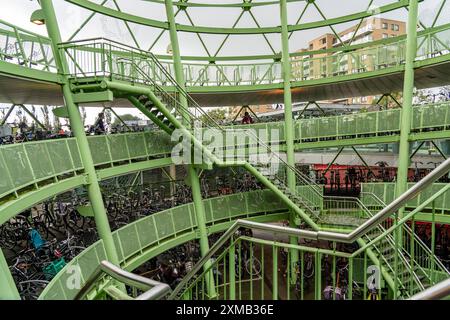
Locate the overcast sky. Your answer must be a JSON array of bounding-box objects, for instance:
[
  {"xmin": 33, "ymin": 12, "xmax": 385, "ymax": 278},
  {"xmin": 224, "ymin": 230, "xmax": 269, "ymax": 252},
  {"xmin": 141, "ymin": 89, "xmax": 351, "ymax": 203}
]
[{"xmin": 0, "ymin": 0, "xmax": 448, "ymax": 125}]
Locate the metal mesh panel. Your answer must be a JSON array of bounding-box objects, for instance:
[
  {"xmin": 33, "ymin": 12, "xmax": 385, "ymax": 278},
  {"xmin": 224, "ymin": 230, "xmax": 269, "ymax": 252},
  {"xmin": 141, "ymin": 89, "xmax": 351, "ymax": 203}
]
[
  {"xmin": 378, "ymin": 109, "xmax": 401, "ymax": 132},
  {"xmin": 88, "ymin": 136, "xmax": 110, "ymax": 165},
  {"xmin": 171, "ymin": 205, "xmax": 193, "ymax": 232},
  {"xmin": 118, "ymin": 224, "xmax": 141, "ymax": 259},
  {"xmin": 48, "ymin": 140, "xmax": 75, "ymax": 174},
  {"xmin": 338, "ymin": 115, "xmax": 356, "ymax": 136},
  {"xmin": 67, "ymin": 139, "xmax": 83, "ymax": 169},
  {"xmin": 135, "ymin": 215, "xmax": 157, "ymax": 247},
  {"xmin": 356, "ymin": 112, "xmax": 377, "ymax": 135},
  {"xmin": 301, "ymin": 118, "xmax": 318, "ymax": 139},
  {"xmin": 154, "ymin": 211, "xmax": 175, "ymax": 239},
  {"xmin": 320, "ymin": 117, "xmax": 337, "ymax": 137},
  {"xmin": 126, "ymin": 133, "xmax": 147, "ymax": 159},
  {"xmin": 412, "ymin": 107, "xmax": 423, "ymax": 130},
  {"xmin": 422, "ymin": 104, "xmax": 448, "ymax": 128},
  {"xmin": 228, "ymin": 193, "xmax": 247, "ymax": 217},
  {"xmin": 0, "ymin": 150, "xmax": 15, "ymax": 197},
  {"xmin": 107, "ymin": 134, "xmax": 129, "ymax": 162},
  {"xmin": 2, "ymin": 145, "xmax": 34, "ymax": 188},
  {"xmin": 113, "ymin": 233, "xmax": 124, "ymax": 262},
  {"xmin": 145, "ymin": 131, "xmax": 173, "ymax": 155},
  {"xmin": 25, "ymin": 143, "xmax": 54, "ymax": 180},
  {"xmin": 246, "ymin": 190, "xmax": 267, "ymax": 214},
  {"xmin": 209, "ymin": 196, "xmax": 230, "ymax": 221}
]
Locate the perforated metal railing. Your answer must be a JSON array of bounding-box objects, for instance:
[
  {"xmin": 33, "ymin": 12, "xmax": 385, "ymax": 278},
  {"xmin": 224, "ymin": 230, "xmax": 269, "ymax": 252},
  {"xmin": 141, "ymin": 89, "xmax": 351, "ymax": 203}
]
[
  {"xmin": 1, "ymin": 103, "xmax": 450, "ymax": 210},
  {"xmin": 0, "ymin": 131, "xmax": 173, "ymax": 207},
  {"xmin": 38, "ymin": 189, "xmax": 289, "ymax": 300},
  {"xmin": 151, "ymin": 23, "xmax": 449, "ymax": 87},
  {"xmin": 361, "ymin": 183, "xmax": 450, "ymax": 214}
]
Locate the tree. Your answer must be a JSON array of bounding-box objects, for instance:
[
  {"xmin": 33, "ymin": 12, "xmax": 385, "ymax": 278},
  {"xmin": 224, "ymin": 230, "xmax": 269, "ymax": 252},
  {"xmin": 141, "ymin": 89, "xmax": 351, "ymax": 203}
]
[
  {"xmin": 40, "ymin": 106, "xmax": 51, "ymax": 129},
  {"xmin": 200, "ymin": 108, "xmax": 227, "ymax": 124},
  {"xmin": 112, "ymin": 113, "xmax": 141, "ymax": 125}
]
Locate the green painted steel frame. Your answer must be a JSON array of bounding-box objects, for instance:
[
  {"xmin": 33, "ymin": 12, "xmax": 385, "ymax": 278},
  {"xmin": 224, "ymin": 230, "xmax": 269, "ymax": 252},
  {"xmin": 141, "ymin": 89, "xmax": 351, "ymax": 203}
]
[{"xmin": 38, "ymin": 189, "xmax": 289, "ymax": 300}]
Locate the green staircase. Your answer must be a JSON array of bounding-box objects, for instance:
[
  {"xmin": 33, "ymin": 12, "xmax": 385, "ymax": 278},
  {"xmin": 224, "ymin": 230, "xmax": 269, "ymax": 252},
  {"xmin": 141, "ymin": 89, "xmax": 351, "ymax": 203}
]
[{"xmin": 64, "ymin": 38, "xmax": 449, "ymax": 299}]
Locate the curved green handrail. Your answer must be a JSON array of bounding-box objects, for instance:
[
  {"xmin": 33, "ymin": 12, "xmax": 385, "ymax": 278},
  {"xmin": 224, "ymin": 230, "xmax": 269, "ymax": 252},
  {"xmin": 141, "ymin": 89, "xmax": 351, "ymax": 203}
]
[
  {"xmin": 38, "ymin": 189, "xmax": 289, "ymax": 300},
  {"xmin": 1, "ymin": 101, "xmax": 449, "ymax": 224}
]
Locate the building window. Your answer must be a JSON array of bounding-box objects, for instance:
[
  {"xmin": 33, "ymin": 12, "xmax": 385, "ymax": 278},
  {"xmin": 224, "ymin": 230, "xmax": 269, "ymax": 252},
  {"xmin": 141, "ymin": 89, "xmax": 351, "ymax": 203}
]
[
  {"xmin": 309, "ymin": 44, "xmax": 314, "ymax": 50},
  {"xmin": 382, "ymin": 22, "xmax": 388, "ymax": 29},
  {"xmin": 332, "ymin": 38, "xmax": 337, "ymax": 44},
  {"xmin": 382, "ymin": 33, "xmax": 388, "ymax": 39},
  {"xmin": 361, "ymin": 96, "xmax": 368, "ymax": 103},
  {"xmin": 321, "ymin": 38, "xmax": 326, "ymax": 45},
  {"xmin": 392, "ymin": 24, "xmax": 399, "ymax": 31}
]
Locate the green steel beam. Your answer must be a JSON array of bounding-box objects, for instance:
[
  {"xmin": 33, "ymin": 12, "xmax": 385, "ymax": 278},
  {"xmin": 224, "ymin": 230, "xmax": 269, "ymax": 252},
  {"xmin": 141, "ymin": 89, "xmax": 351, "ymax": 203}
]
[
  {"xmin": 66, "ymin": 0, "xmax": 416, "ymax": 35},
  {"xmin": 164, "ymin": 0, "xmax": 216, "ymax": 298},
  {"xmin": 0, "ymin": 60, "xmax": 60, "ymax": 83},
  {"xmin": 72, "ymin": 91, "xmax": 114, "ymax": 104},
  {"xmin": 0, "ymin": 104, "xmax": 15, "ymax": 126},
  {"xmin": 17, "ymin": 104, "xmax": 47, "ymax": 130},
  {"xmin": 40, "ymin": 0, "xmax": 119, "ymax": 266},
  {"xmin": 0, "ymin": 248, "xmax": 20, "ymax": 300},
  {"xmin": 431, "ymin": 141, "xmax": 448, "ymax": 160},
  {"xmin": 280, "ymin": 0, "xmax": 299, "ymax": 282},
  {"xmin": 0, "ymin": 175, "xmax": 86, "ymax": 225},
  {"xmin": 395, "ymin": 0, "xmax": 419, "ymax": 222}
]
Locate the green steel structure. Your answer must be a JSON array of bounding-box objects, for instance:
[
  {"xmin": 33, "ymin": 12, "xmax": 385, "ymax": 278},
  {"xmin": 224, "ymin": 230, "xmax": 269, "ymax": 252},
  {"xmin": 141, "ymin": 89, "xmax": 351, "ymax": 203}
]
[{"xmin": 0, "ymin": 0, "xmax": 450, "ymax": 300}]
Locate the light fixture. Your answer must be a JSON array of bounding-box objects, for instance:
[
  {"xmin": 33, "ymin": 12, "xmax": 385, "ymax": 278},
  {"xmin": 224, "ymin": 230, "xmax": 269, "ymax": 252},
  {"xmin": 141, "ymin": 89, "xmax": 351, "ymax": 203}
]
[
  {"xmin": 30, "ymin": 9, "xmax": 45, "ymax": 25},
  {"xmin": 166, "ymin": 44, "xmax": 173, "ymax": 55}
]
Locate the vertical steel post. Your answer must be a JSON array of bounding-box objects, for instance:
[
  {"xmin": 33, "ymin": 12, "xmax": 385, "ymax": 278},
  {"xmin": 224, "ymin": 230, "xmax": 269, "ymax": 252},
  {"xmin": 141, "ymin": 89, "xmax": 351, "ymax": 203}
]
[
  {"xmin": 164, "ymin": 0, "xmax": 215, "ymax": 297},
  {"xmin": 393, "ymin": 0, "xmax": 418, "ymax": 299},
  {"xmin": 0, "ymin": 248, "xmax": 20, "ymax": 299},
  {"xmin": 40, "ymin": 0, "xmax": 119, "ymax": 265},
  {"xmin": 280, "ymin": 0, "xmax": 299, "ymax": 284},
  {"xmin": 229, "ymin": 241, "xmax": 236, "ymax": 300},
  {"xmin": 395, "ymin": 0, "xmax": 419, "ymax": 216}
]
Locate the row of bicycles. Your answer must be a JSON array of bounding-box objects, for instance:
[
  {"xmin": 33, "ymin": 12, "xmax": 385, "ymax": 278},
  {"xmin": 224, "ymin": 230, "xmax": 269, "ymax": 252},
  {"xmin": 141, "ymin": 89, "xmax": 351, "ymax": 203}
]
[{"xmin": 0, "ymin": 169, "xmax": 264, "ymax": 299}]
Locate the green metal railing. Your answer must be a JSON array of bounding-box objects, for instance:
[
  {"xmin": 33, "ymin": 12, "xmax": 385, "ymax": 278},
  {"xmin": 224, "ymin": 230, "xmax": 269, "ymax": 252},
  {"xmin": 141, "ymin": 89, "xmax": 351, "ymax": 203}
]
[
  {"xmin": 38, "ymin": 189, "xmax": 288, "ymax": 300},
  {"xmin": 0, "ymin": 131, "xmax": 173, "ymax": 206},
  {"xmin": 361, "ymin": 183, "xmax": 450, "ymax": 215},
  {"xmin": 59, "ymin": 24, "xmax": 450, "ymax": 88},
  {"xmin": 156, "ymin": 24, "xmax": 449, "ymax": 87},
  {"xmin": 0, "ymin": 19, "xmax": 55, "ymax": 71},
  {"xmin": 173, "ymin": 183, "xmax": 450, "ymax": 300}
]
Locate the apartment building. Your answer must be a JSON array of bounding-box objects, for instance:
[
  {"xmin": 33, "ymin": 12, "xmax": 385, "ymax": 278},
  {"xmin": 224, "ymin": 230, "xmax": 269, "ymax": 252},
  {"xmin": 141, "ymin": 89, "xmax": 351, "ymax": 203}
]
[{"xmin": 293, "ymin": 18, "xmax": 406, "ymax": 104}]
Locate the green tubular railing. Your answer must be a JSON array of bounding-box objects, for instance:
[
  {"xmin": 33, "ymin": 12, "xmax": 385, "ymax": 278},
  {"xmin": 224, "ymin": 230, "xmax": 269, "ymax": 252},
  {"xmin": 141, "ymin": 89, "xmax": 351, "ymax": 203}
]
[
  {"xmin": 0, "ymin": 19, "xmax": 55, "ymax": 71},
  {"xmin": 60, "ymin": 38, "xmax": 325, "ymax": 227},
  {"xmin": 38, "ymin": 189, "xmax": 289, "ymax": 300},
  {"xmin": 362, "ymin": 183, "xmax": 450, "ymax": 215},
  {"xmin": 154, "ymin": 24, "xmax": 449, "ymax": 87},
  {"xmin": 172, "ymin": 158, "xmax": 450, "ymax": 300},
  {"xmin": 172, "ymin": 189, "xmax": 450, "ymax": 300},
  {"xmin": 322, "ymin": 195, "xmax": 426, "ymax": 296},
  {"xmin": 58, "ymin": 24, "xmax": 450, "ymax": 88},
  {"xmin": 360, "ymin": 192, "xmax": 449, "ymax": 288},
  {"xmin": 74, "ymin": 260, "xmax": 171, "ymax": 300}
]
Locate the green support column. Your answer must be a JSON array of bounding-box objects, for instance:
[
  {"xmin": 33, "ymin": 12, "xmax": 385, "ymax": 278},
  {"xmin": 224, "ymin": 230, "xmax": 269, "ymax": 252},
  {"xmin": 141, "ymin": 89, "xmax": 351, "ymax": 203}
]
[
  {"xmin": 280, "ymin": 0, "xmax": 299, "ymax": 284},
  {"xmin": 394, "ymin": 0, "xmax": 418, "ymax": 299},
  {"xmin": 40, "ymin": 0, "xmax": 119, "ymax": 265},
  {"xmin": 395, "ymin": 0, "xmax": 418, "ymax": 208},
  {"xmin": 0, "ymin": 248, "xmax": 20, "ymax": 300},
  {"xmin": 164, "ymin": 0, "xmax": 216, "ymax": 297}
]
